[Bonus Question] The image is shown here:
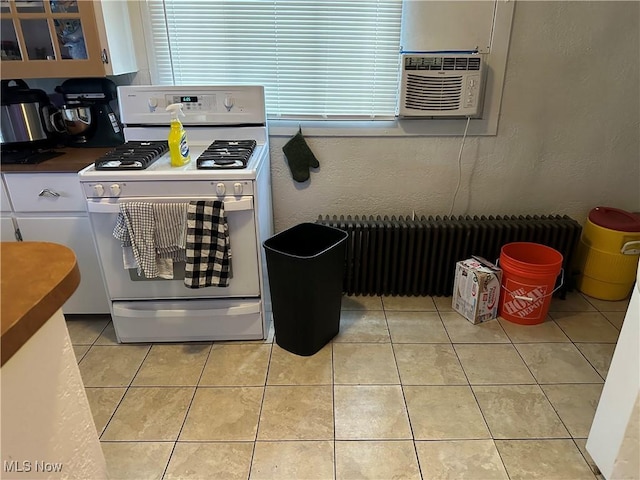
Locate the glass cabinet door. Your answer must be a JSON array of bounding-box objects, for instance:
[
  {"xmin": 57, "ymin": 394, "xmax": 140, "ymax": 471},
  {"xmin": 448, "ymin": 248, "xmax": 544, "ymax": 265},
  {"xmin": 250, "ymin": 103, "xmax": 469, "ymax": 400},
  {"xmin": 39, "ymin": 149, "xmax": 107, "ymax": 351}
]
[
  {"xmin": 20, "ymin": 18, "xmax": 56, "ymax": 60},
  {"xmin": 0, "ymin": 16, "xmax": 22, "ymax": 61},
  {"xmin": 53, "ymin": 18, "xmax": 88, "ymax": 59},
  {"xmin": 0, "ymin": 0, "xmax": 22, "ymax": 61},
  {"xmin": 50, "ymin": 0, "xmax": 87, "ymax": 60},
  {"xmin": 1, "ymin": 0, "xmax": 136, "ymax": 79},
  {"xmin": 2, "ymin": 0, "xmax": 89, "ymax": 62}
]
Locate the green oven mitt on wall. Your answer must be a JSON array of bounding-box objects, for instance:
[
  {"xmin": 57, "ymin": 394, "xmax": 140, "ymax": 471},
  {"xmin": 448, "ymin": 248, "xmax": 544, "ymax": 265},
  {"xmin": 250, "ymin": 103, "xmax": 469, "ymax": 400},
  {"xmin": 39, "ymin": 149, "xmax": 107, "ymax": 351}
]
[{"xmin": 283, "ymin": 127, "xmax": 320, "ymax": 183}]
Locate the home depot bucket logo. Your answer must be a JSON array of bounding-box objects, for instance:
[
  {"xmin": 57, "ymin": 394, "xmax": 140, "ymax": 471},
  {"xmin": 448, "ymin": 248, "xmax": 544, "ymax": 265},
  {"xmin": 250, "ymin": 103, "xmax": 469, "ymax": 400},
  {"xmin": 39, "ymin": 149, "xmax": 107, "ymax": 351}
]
[{"xmin": 502, "ymin": 282, "xmax": 548, "ymax": 319}]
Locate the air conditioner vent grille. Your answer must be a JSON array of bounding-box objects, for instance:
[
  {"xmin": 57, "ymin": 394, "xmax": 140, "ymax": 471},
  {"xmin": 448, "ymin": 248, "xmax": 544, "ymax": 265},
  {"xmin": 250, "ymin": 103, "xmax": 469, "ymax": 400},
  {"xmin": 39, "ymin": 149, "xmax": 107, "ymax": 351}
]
[{"xmin": 404, "ymin": 75, "xmax": 463, "ymax": 111}]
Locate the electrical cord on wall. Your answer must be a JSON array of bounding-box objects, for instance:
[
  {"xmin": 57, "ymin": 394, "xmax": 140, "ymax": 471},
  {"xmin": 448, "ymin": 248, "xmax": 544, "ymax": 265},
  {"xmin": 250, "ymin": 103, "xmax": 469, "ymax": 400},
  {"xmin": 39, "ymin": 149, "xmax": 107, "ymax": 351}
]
[{"xmin": 448, "ymin": 116, "xmax": 471, "ymax": 217}]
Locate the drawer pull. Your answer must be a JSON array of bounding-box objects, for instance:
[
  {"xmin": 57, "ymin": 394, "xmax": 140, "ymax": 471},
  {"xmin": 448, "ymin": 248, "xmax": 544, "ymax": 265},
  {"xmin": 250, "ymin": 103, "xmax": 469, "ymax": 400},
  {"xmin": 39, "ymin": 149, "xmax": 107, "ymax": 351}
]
[{"xmin": 38, "ymin": 189, "xmax": 61, "ymax": 198}]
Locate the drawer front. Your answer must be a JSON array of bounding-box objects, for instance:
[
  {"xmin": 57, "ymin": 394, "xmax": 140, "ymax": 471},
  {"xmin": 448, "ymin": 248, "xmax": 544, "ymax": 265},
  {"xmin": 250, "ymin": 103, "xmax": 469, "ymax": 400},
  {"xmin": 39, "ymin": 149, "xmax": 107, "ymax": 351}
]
[
  {"xmin": 4, "ymin": 173, "xmax": 86, "ymax": 213},
  {"xmin": 110, "ymin": 299, "xmax": 264, "ymax": 343}
]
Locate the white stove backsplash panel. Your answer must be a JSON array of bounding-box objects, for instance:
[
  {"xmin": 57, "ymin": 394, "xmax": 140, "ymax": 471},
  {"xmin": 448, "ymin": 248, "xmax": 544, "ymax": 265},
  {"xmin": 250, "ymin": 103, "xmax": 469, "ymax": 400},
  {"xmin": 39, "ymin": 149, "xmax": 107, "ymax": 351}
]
[{"xmin": 118, "ymin": 85, "xmax": 266, "ymax": 127}]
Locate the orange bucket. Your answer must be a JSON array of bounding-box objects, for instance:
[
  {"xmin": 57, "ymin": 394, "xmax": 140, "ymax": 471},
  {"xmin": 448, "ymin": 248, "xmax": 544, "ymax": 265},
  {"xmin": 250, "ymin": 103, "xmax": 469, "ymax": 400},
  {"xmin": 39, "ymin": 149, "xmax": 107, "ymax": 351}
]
[{"xmin": 498, "ymin": 242, "xmax": 563, "ymax": 325}]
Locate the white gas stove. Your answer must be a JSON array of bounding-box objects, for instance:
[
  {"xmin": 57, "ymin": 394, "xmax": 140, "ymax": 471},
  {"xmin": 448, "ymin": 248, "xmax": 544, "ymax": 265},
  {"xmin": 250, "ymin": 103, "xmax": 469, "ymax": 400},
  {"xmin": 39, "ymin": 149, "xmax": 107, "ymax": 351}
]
[{"xmin": 79, "ymin": 85, "xmax": 273, "ymax": 343}]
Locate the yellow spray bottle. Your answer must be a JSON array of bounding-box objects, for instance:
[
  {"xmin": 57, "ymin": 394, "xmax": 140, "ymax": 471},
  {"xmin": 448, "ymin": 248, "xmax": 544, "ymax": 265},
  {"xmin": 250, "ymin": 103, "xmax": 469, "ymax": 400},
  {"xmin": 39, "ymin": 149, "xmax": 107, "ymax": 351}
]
[{"xmin": 166, "ymin": 103, "xmax": 191, "ymax": 167}]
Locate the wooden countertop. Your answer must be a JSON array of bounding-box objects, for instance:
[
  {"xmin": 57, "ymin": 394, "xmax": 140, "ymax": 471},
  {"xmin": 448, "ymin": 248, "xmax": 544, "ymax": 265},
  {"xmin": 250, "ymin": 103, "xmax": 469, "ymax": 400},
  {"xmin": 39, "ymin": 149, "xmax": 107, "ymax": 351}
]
[
  {"xmin": 1, "ymin": 147, "xmax": 111, "ymax": 173},
  {"xmin": 1, "ymin": 242, "xmax": 80, "ymax": 366}
]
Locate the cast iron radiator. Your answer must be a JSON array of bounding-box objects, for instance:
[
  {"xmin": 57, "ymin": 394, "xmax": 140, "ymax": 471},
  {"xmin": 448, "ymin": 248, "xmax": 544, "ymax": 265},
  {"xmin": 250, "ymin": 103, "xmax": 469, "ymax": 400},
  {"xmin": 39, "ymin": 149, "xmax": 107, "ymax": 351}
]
[{"xmin": 316, "ymin": 214, "xmax": 582, "ymax": 297}]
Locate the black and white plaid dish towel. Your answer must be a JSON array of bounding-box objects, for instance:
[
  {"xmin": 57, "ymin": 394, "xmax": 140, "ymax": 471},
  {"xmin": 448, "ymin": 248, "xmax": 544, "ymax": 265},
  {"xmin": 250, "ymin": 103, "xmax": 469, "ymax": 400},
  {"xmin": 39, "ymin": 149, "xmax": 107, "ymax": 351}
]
[{"xmin": 184, "ymin": 200, "xmax": 231, "ymax": 288}]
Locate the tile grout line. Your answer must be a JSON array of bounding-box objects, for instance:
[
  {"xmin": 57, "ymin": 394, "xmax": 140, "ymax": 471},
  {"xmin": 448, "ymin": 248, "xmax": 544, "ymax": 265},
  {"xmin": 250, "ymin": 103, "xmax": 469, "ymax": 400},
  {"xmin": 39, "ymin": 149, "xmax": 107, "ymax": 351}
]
[
  {"xmin": 246, "ymin": 341, "xmax": 274, "ymax": 480},
  {"xmin": 156, "ymin": 341, "xmax": 215, "ymax": 480},
  {"xmin": 506, "ymin": 300, "xmax": 607, "ymax": 475},
  {"xmin": 510, "ymin": 341, "xmax": 577, "ymax": 440},
  {"xmin": 96, "ymin": 342, "xmax": 154, "ymax": 443},
  {"xmin": 553, "ymin": 310, "xmax": 609, "ymax": 383},
  {"xmin": 331, "ymin": 337, "xmax": 337, "ymax": 480},
  {"xmin": 443, "ymin": 309, "xmax": 501, "ymax": 446},
  {"xmin": 381, "ymin": 304, "xmax": 425, "ymax": 479},
  {"xmin": 571, "ymin": 437, "xmax": 603, "ymax": 478},
  {"xmin": 75, "ymin": 316, "xmax": 126, "ymax": 440},
  {"xmin": 449, "ymin": 312, "xmax": 531, "ymax": 480},
  {"xmin": 69, "ymin": 315, "xmax": 112, "ymax": 363},
  {"xmin": 91, "ymin": 338, "xmax": 154, "ymax": 478}
]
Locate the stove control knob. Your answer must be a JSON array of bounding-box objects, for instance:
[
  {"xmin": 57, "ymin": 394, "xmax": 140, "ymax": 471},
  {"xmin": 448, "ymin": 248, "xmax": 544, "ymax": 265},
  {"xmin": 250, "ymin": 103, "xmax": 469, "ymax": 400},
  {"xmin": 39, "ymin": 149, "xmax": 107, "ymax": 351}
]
[
  {"xmin": 110, "ymin": 184, "xmax": 122, "ymax": 196},
  {"xmin": 148, "ymin": 97, "xmax": 158, "ymax": 112},
  {"xmin": 93, "ymin": 184, "xmax": 105, "ymax": 197},
  {"xmin": 216, "ymin": 182, "xmax": 226, "ymax": 195},
  {"xmin": 224, "ymin": 95, "xmax": 234, "ymax": 112},
  {"xmin": 233, "ymin": 182, "xmax": 243, "ymax": 195}
]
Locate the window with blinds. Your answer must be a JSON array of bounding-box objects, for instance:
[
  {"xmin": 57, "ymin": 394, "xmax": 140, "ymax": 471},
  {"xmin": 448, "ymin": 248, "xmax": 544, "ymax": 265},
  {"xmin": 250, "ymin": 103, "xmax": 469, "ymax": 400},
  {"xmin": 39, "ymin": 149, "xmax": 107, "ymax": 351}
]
[{"xmin": 144, "ymin": 0, "xmax": 403, "ymax": 119}]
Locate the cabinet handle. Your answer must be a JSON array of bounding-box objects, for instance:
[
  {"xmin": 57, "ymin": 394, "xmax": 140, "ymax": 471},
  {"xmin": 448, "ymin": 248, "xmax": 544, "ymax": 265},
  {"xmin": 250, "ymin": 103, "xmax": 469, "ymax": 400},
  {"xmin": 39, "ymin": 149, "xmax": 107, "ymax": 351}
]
[
  {"xmin": 38, "ymin": 188, "xmax": 60, "ymax": 197},
  {"xmin": 101, "ymin": 49, "xmax": 109, "ymax": 64}
]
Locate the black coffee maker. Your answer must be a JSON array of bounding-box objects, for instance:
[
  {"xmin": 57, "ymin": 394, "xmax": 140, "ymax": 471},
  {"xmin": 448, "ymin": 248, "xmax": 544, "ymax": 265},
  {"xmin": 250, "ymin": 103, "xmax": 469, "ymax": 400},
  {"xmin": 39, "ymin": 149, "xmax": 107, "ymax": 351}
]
[{"xmin": 55, "ymin": 78, "xmax": 124, "ymax": 148}]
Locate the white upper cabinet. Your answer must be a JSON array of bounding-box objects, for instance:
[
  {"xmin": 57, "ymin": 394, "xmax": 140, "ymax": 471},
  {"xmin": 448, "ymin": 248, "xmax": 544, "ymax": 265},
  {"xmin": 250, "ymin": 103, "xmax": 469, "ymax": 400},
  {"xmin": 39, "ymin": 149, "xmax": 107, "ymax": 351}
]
[{"xmin": 0, "ymin": 0, "xmax": 137, "ymax": 79}]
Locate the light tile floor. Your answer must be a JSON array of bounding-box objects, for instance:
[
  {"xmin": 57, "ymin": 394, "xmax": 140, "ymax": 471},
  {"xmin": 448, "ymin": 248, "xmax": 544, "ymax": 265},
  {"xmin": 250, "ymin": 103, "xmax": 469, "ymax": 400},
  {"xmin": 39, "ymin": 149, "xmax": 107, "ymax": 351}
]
[{"xmin": 67, "ymin": 291, "xmax": 629, "ymax": 480}]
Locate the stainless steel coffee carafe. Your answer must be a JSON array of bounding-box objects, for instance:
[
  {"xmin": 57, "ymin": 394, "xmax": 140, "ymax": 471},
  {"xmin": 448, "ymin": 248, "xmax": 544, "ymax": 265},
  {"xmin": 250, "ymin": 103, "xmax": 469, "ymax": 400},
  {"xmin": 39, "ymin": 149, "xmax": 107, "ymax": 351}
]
[{"xmin": 1, "ymin": 79, "xmax": 62, "ymax": 149}]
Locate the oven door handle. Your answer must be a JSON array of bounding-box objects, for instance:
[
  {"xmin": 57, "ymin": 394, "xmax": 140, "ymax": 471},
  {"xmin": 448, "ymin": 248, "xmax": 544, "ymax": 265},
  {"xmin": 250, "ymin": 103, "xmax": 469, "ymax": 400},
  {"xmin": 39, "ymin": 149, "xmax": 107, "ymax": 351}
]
[
  {"xmin": 112, "ymin": 302, "xmax": 260, "ymax": 318},
  {"xmin": 220, "ymin": 198, "xmax": 253, "ymax": 212},
  {"xmin": 86, "ymin": 199, "xmax": 120, "ymax": 213},
  {"xmin": 86, "ymin": 197, "xmax": 253, "ymax": 214}
]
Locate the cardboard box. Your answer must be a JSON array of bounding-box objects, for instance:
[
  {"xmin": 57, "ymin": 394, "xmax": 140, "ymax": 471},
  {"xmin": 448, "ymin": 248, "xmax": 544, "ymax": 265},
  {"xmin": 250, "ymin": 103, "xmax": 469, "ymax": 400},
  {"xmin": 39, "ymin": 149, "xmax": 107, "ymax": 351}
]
[{"xmin": 452, "ymin": 258, "xmax": 502, "ymax": 324}]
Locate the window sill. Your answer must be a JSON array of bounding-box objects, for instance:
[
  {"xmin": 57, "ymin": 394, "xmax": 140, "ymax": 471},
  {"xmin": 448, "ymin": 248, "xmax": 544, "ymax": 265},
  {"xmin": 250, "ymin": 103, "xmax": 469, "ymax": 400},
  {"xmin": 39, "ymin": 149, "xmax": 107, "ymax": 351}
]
[{"xmin": 267, "ymin": 117, "xmax": 498, "ymax": 138}]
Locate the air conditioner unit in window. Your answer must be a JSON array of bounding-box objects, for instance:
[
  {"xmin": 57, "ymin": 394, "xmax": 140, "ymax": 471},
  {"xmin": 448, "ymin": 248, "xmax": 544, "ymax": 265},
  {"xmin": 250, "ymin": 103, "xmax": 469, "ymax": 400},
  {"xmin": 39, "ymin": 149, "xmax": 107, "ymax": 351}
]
[{"xmin": 399, "ymin": 53, "xmax": 485, "ymax": 118}]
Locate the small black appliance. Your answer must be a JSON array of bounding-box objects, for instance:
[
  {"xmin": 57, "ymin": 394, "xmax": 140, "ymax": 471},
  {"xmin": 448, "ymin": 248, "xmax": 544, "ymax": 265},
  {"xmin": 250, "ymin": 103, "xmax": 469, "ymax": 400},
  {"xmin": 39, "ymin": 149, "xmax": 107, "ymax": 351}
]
[{"xmin": 55, "ymin": 78, "xmax": 125, "ymax": 148}]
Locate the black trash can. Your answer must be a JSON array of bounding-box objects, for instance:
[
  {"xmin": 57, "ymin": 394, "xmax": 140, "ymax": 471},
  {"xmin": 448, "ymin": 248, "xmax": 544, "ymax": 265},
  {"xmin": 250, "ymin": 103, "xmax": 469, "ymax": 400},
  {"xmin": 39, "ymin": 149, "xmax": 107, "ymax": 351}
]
[{"xmin": 263, "ymin": 222, "xmax": 348, "ymax": 356}]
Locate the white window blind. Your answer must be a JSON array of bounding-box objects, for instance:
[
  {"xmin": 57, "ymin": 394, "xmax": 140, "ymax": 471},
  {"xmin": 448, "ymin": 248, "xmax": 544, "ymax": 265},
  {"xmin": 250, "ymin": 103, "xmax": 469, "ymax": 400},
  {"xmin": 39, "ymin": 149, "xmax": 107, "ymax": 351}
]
[{"xmin": 145, "ymin": 0, "xmax": 403, "ymax": 119}]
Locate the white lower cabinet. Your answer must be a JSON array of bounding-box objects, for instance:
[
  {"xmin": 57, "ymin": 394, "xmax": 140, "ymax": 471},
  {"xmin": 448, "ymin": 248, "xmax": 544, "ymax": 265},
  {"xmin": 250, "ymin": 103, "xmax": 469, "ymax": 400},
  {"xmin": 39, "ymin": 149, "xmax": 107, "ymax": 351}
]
[
  {"xmin": 1, "ymin": 217, "xmax": 17, "ymax": 242},
  {"xmin": 17, "ymin": 216, "xmax": 109, "ymax": 314},
  {"xmin": 3, "ymin": 173, "xmax": 109, "ymax": 314},
  {"xmin": 1, "ymin": 178, "xmax": 17, "ymax": 242}
]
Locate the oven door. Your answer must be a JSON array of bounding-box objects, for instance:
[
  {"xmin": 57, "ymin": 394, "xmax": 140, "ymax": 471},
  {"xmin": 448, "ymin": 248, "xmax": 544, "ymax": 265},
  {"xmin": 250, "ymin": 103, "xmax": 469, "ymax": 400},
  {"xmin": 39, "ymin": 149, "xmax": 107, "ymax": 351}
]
[{"xmin": 87, "ymin": 195, "xmax": 260, "ymax": 300}]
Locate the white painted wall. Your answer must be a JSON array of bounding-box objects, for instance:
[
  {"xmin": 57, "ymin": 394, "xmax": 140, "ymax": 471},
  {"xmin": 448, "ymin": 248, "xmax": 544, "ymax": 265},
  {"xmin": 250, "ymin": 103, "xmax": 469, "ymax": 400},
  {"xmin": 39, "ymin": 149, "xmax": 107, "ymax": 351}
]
[
  {"xmin": 28, "ymin": 2, "xmax": 639, "ymax": 235},
  {"xmin": 270, "ymin": 1, "xmax": 640, "ymax": 232}
]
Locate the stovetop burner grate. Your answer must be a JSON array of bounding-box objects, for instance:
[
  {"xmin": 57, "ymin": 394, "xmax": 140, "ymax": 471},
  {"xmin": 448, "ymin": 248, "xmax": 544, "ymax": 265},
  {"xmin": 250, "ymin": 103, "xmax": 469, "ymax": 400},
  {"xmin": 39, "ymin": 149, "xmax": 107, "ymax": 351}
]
[
  {"xmin": 95, "ymin": 141, "xmax": 169, "ymax": 170},
  {"xmin": 197, "ymin": 140, "xmax": 256, "ymax": 169}
]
